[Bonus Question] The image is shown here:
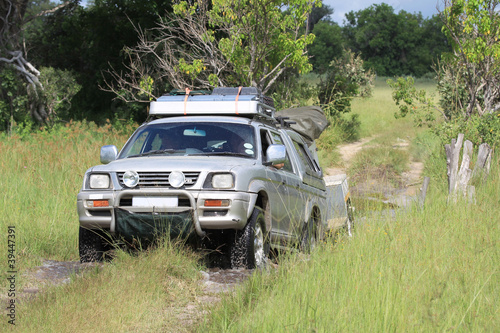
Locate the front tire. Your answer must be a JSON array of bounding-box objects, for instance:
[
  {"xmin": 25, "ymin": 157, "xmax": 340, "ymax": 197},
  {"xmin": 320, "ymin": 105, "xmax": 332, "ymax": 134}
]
[
  {"xmin": 231, "ymin": 207, "xmax": 269, "ymax": 269},
  {"xmin": 79, "ymin": 227, "xmax": 110, "ymax": 262}
]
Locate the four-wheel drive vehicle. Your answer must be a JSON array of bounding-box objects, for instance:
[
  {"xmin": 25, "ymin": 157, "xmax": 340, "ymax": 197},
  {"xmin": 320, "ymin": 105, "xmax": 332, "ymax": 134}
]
[{"xmin": 77, "ymin": 87, "xmax": 350, "ymax": 268}]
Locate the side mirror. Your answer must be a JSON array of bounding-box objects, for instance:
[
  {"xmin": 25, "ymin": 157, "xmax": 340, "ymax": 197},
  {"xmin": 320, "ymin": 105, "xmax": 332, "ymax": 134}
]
[
  {"xmin": 265, "ymin": 144, "xmax": 286, "ymax": 166},
  {"xmin": 100, "ymin": 145, "xmax": 118, "ymax": 164}
]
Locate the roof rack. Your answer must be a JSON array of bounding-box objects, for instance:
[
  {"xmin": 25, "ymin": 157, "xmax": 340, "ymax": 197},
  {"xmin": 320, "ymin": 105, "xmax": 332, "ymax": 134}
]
[{"xmin": 149, "ymin": 87, "xmax": 275, "ymax": 119}]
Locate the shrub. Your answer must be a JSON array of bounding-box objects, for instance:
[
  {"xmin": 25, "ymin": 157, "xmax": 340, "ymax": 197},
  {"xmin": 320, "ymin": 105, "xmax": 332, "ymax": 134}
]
[
  {"xmin": 318, "ymin": 49, "xmax": 374, "ymax": 117},
  {"xmin": 434, "ymin": 111, "xmax": 500, "ymax": 148}
]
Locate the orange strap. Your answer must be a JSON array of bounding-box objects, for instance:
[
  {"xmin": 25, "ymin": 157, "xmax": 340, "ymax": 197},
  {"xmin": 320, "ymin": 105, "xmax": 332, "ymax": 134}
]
[
  {"xmin": 183, "ymin": 88, "xmax": 192, "ymax": 115},
  {"xmin": 235, "ymin": 86, "xmax": 242, "ymax": 114}
]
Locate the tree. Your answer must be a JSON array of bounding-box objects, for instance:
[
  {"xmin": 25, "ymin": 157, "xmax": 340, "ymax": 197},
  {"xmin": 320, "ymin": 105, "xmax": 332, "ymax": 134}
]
[
  {"xmin": 309, "ymin": 21, "xmax": 344, "ymax": 72},
  {"xmin": 440, "ymin": 0, "xmax": 500, "ymax": 117},
  {"xmin": 0, "ymin": 0, "xmax": 76, "ymax": 126},
  {"xmin": 318, "ymin": 49, "xmax": 374, "ymax": 116},
  {"xmin": 1, "ymin": 0, "xmax": 45, "ymax": 123},
  {"xmin": 29, "ymin": 0, "xmax": 174, "ymax": 122},
  {"xmin": 342, "ymin": 4, "xmax": 451, "ymax": 77},
  {"xmin": 388, "ymin": 0, "xmax": 500, "ymax": 128},
  {"xmin": 105, "ymin": 0, "xmax": 318, "ymax": 103},
  {"xmin": 306, "ymin": 3, "xmax": 333, "ymax": 33}
]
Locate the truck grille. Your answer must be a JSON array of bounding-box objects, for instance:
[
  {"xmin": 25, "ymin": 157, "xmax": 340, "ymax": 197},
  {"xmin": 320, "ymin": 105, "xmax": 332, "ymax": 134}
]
[{"xmin": 117, "ymin": 172, "xmax": 200, "ymax": 188}]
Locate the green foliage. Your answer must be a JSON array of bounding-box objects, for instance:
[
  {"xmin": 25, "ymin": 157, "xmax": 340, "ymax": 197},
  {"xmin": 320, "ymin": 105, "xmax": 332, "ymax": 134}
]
[
  {"xmin": 435, "ymin": 60, "xmax": 468, "ymax": 119},
  {"xmin": 317, "ymin": 113, "xmax": 361, "ymax": 146},
  {"xmin": 182, "ymin": 0, "xmax": 318, "ymax": 92},
  {"xmin": 0, "ymin": 66, "xmax": 30, "ymax": 132},
  {"xmin": 308, "ymin": 21, "xmax": 344, "ymax": 72},
  {"xmin": 443, "ymin": 0, "xmax": 500, "ymax": 65},
  {"xmin": 342, "ymin": 4, "xmax": 451, "ymax": 77},
  {"xmin": 318, "ymin": 49, "xmax": 374, "ymax": 117},
  {"xmin": 0, "ymin": 65, "xmax": 81, "ymax": 130},
  {"xmin": 138, "ymin": 75, "xmax": 155, "ymax": 101},
  {"xmin": 28, "ymin": 0, "xmax": 173, "ymax": 123},
  {"xmin": 434, "ymin": 111, "xmax": 500, "ymax": 147},
  {"xmin": 38, "ymin": 66, "xmax": 82, "ymax": 122},
  {"xmin": 271, "ymin": 73, "xmax": 318, "ymax": 110},
  {"xmin": 387, "ymin": 76, "xmax": 437, "ymax": 126},
  {"xmin": 440, "ymin": 0, "xmax": 500, "ymax": 117}
]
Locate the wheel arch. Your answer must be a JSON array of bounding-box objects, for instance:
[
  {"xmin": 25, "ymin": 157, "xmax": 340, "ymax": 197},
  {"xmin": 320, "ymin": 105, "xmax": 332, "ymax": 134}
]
[
  {"xmin": 303, "ymin": 201, "xmax": 323, "ymax": 239},
  {"xmin": 254, "ymin": 190, "xmax": 271, "ymax": 232}
]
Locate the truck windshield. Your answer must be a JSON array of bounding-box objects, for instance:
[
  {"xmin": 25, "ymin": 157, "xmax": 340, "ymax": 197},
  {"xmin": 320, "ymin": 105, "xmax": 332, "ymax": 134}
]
[{"xmin": 119, "ymin": 122, "xmax": 257, "ymax": 159}]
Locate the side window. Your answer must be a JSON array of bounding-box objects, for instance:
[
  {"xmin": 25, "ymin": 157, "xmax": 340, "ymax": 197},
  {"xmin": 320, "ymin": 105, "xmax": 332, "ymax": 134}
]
[
  {"xmin": 292, "ymin": 139, "xmax": 320, "ymax": 175},
  {"xmin": 127, "ymin": 131, "xmax": 150, "ymax": 155},
  {"xmin": 260, "ymin": 129, "xmax": 272, "ymax": 160},
  {"xmin": 269, "ymin": 131, "xmax": 294, "ymax": 173}
]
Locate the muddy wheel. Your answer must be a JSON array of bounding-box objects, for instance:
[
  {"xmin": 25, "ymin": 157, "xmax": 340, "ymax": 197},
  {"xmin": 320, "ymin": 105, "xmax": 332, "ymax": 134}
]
[
  {"xmin": 231, "ymin": 207, "xmax": 269, "ymax": 269},
  {"xmin": 79, "ymin": 227, "xmax": 109, "ymax": 262},
  {"xmin": 300, "ymin": 215, "xmax": 317, "ymax": 253}
]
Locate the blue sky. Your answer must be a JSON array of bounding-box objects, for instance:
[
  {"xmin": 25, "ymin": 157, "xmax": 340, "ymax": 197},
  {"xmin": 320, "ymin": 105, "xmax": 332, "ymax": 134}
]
[
  {"xmin": 322, "ymin": 0, "xmax": 443, "ymax": 25},
  {"xmin": 77, "ymin": 0, "xmax": 442, "ymax": 25}
]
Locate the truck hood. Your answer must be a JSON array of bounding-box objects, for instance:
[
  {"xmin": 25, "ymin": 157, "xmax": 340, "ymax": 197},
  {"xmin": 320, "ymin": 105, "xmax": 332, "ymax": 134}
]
[{"xmin": 90, "ymin": 155, "xmax": 257, "ymax": 173}]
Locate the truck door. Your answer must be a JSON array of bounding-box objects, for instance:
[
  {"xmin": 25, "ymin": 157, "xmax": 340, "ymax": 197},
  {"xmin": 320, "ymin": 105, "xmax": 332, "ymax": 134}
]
[
  {"xmin": 268, "ymin": 131, "xmax": 303, "ymax": 241},
  {"xmin": 260, "ymin": 129, "xmax": 290, "ymax": 239}
]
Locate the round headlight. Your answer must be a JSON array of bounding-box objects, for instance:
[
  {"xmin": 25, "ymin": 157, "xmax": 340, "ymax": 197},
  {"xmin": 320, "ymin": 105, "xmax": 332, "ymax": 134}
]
[
  {"xmin": 123, "ymin": 170, "xmax": 139, "ymax": 188},
  {"xmin": 169, "ymin": 171, "xmax": 185, "ymax": 188}
]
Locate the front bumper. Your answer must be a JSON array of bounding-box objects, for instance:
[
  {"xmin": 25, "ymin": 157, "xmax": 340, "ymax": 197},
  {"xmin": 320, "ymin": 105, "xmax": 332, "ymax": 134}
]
[{"xmin": 77, "ymin": 189, "xmax": 257, "ymax": 237}]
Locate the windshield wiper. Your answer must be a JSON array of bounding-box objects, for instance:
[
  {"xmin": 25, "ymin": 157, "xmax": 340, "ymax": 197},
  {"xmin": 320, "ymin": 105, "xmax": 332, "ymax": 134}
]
[
  {"xmin": 190, "ymin": 151, "xmax": 251, "ymax": 158},
  {"xmin": 127, "ymin": 149, "xmax": 178, "ymax": 158}
]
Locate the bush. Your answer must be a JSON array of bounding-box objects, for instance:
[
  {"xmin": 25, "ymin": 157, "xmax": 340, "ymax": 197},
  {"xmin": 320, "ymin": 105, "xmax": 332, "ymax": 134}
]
[
  {"xmin": 0, "ymin": 66, "xmax": 30, "ymax": 132},
  {"xmin": 434, "ymin": 111, "xmax": 500, "ymax": 148},
  {"xmin": 318, "ymin": 49, "xmax": 374, "ymax": 117}
]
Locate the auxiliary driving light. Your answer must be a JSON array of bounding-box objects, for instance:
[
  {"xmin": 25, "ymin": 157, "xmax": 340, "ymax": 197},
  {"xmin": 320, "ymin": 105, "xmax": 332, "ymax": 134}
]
[
  {"xmin": 169, "ymin": 171, "xmax": 185, "ymax": 188},
  {"xmin": 123, "ymin": 170, "xmax": 139, "ymax": 188}
]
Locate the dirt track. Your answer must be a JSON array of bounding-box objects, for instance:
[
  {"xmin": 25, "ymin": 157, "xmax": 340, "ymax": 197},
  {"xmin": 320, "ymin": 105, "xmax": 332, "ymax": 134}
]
[{"xmin": 326, "ymin": 136, "xmax": 424, "ymax": 207}]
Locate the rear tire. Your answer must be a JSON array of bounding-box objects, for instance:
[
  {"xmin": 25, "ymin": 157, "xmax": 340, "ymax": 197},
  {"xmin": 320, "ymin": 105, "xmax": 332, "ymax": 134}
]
[
  {"xmin": 231, "ymin": 207, "xmax": 269, "ymax": 269},
  {"xmin": 300, "ymin": 215, "xmax": 317, "ymax": 253},
  {"xmin": 79, "ymin": 227, "xmax": 110, "ymax": 262}
]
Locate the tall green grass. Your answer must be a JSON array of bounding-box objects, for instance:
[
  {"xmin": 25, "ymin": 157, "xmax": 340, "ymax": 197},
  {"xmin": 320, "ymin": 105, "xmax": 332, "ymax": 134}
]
[
  {"xmin": 198, "ymin": 79, "xmax": 499, "ymax": 332},
  {"xmin": 199, "ymin": 153, "xmax": 499, "ymax": 332},
  {"xmin": 0, "ymin": 121, "xmax": 133, "ymax": 284},
  {"xmin": 0, "ymin": 239, "xmax": 204, "ymax": 332},
  {"xmin": 352, "ymin": 77, "xmax": 437, "ymax": 139}
]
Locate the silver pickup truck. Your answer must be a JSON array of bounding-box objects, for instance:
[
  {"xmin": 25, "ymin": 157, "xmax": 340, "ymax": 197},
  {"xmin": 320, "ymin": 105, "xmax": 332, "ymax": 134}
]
[{"xmin": 77, "ymin": 87, "xmax": 351, "ymax": 268}]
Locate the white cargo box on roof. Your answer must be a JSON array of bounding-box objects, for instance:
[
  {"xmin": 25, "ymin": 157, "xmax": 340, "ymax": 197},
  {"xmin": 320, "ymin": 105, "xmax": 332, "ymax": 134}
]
[{"xmin": 149, "ymin": 87, "xmax": 275, "ymax": 118}]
